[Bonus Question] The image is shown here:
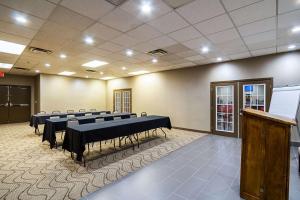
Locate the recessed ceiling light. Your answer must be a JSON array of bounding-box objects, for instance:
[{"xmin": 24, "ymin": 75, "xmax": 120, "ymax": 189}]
[
  {"xmin": 82, "ymin": 60, "xmax": 108, "ymax": 68},
  {"xmin": 152, "ymin": 58, "xmax": 158, "ymax": 63},
  {"xmin": 58, "ymin": 71, "xmax": 75, "ymax": 76},
  {"xmin": 35, "ymin": 70, "xmax": 40, "ymax": 73},
  {"xmin": 100, "ymin": 71, "xmax": 104, "ymax": 75},
  {"xmin": 14, "ymin": 14, "xmax": 28, "ymax": 24},
  {"xmin": 291, "ymin": 26, "xmax": 300, "ymax": 33},
  {"xmin": 0, "ymin": 40, "xmax": 26, "ymax": 55},
  {"xmin": 60, "ymin": 54, "xmax": 67, "ymax": 59},
  {"xmin": 140, "ymin": 2, "xmax": 152, "ymax": 14},
  {"xmin": 84, "ymin": 36, "xmax": 94, "ymax": 45},
  {"xmin": 85, "ymin": 76, "xmax": 89, "ymax": 78},
  {"xmin": 217, "ymin": 57, "xmax": 223, "ymax": 62},
  {"xmin": 45, "ymin": 63, "xmax": 51, "ymax": 67},
  {"xmin": 288, "ymin": 44, "xmax": 296, "ymax": 50},
  {"xmin": 128, "ymin": 70, "xmax": 149, "ymax": 75},
  {"xmin": 101, "ymin": 76, "xmax": 115, "ymax": 80},
  {"xmin": 201, "ymin": 46, "xmax": 209, "ymax": 54},
  {"xmin": 126, "ymin": 49, "xmax": 133, "ymax": 56},
  {"xmin": 0, "ymin": 63, "xmax": 13, "ymax": 69},
  {"xmin": 122, "ymin": 66, "xmax": 127, "ymax": 70}
]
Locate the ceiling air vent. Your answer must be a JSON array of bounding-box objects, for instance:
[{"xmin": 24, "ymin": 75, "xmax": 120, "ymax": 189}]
[
  {"xmin": 29, "ymin": 47, "xmax": 53, "ymax": 55},
  {"xmin": 13, "ymin": 67, "xmax": 30, "ymax": 71},
  {"xmin": 105, "ymin": 0, "xmax": 126, "ymax": 6},
  {"xmin": 86, "ymin": 69, "xmax": 97, "ymax": 73},
  {"xmin": 147, "ymin": 49, "xmax": 168, "ymax": 56}
]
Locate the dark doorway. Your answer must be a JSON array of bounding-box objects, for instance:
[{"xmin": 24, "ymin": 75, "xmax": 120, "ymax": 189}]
[{"xmin": 0, "ymin": 85, "xmax": 31, "ymax": 123}]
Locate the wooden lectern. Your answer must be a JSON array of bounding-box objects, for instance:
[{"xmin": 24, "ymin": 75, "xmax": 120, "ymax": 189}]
[{"xmin": 240, "ymin": 109, "xmax": 296, "ymax": 200}]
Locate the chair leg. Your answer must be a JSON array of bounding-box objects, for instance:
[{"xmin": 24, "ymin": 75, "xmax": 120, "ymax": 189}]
[
  {"xmin": 113, "ymin": 139, "xmax": 116, "ymax": 149},
  {"xmin": 88, "ymin": 143, "xmax": 90, "ymax": 153},
  {"xmin": 100, "ymin": 141, "xmax": 102, "ymax": 152}
]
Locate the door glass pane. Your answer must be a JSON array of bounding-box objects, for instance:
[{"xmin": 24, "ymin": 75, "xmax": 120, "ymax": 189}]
[
  {"xmin": 216, "ymin": 85, "xmax": 234, "ymax": 133},
  {"xmin": 122, "ymin": 90, "xmax": 131, "ymax": 113},
  {"xmin": 243, "ymin": 84, "xmax": 266, "ymax": 111},
  {"xmin": 114, "ymin": 91, "xmax": 122, "ymax": 113}
]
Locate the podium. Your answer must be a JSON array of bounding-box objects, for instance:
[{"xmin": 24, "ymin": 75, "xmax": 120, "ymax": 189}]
[{"xmin": 240, "ymin": 109, "xmax": 296, "ymax": 200}]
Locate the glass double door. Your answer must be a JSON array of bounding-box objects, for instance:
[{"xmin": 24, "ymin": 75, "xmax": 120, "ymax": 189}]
[
  {"xmin": 211, "ymin": 79, "xmax": 272, "ymax": 137},
  {"xmin": 113, "ymin": 89, "xmax": 132, "ymax": 113}
]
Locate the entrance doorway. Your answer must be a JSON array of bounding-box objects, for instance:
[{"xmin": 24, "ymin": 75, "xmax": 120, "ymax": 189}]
[
  {"xmin": 0, "ymin": 85, "xmax": 31, "ymax": 123},
  {"xmin": 211, "ymin": 78, "xmax": 273, "ymax": 138}
]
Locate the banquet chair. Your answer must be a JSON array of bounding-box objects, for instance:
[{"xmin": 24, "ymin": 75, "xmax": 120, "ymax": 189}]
[
  {"xmin": 130, "ymin": 114, "xmax": 137, "ymax": 118},
  {"xmin": 38, "ymin": 111, "xmax": 46, "ymax": 115},
  {"xmin": 79, "ymin": 109, "xmax": 85, "ymax": 112},
  {"xmin": 67, "ymin": 110, "xmax": 74, "ymax": 113},
  {"xmin": 141, "ymin": 112, "xmax": 147, "ymax": 117},
  {"xmin": 114, "ymin": 116, "xmax": 122, "ymax": 120},
  {"xmin": 85, "ymin": 113, "xmax": 92, "ymax": 116},
  {"xmin": 113, "ymin": 111, "xmax": 119, "ymax": 114},
  {"xmin": 52, "ymin": 111, "xmax": 61, "ymax": 114},
  {"xmin": 100, "ymin": 112, "xmax": 106, "ymax": 115},
  {"xmin": 67, "ymin": 114, "xmax": 75, "ymax": 118}
]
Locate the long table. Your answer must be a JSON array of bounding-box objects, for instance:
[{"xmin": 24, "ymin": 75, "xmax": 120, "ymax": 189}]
[
  {"xmin": 62, "ymin": 115, "xmax": 172, "ymax": 162},
  {"xmin": 30, "ymin": 111, "xmax": 110, "ymax": 133},
  {"xmin": 42, "ymin": 113, "xmax": 136, "ymax": 148}
]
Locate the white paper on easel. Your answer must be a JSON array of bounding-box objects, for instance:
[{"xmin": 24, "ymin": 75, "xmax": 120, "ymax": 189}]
[{"xmin": 269, "ymin": 86, "xmax": 300, "ymax": 120}]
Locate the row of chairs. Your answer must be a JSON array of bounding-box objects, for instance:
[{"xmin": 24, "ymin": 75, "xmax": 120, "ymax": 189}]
[{"xmin": 38, "ymin": 109, "xmax": 98, "ymax": 115}]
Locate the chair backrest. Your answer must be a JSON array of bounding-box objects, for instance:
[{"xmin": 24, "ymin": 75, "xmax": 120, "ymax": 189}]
[
  {"xmin": 141, "ymin": 112, "xmax": 147, "ymax": 117},
  {"xmin": 50, "ymin": 116, "xmax": 60, "ymax": 119},
  {"xmin": 67, "ymin": 110, "xmax": 74, "ymax": 113},
  {"xmin": 100, "ymin": 112, "xmax": 106, "ymax": 115},
  {"xmin": 67, "ymin": 119, "xmax": 79, "ymax": 127},
  {"xmin": 114, "ymin": 116, "xmax": 122, "ymax": 120},
  {"xmin": 113, "ymin": 111, "xmax": 118, "ymax": 114},
  {"xmin": 52, "ymin": 110, "xmax": 61, "ymax": 114},
  {"xmin": 95, "ymin": 118, "xmax": 104, "ymax": 123},
  {"xmin": 79, "ymin": 109, "xmax": 85, "ymax": 112},
  {"xmin": 67, "ymin": 114, "xmax": 75, "ymax": 118},
  {"xmin": 85, "ymin": 113, "xmax": 92, "ymax": 116},
  {"xmin": 131, "ymin": 114, "xmax": 137, "ymax": 118},
  {"xmin": 90, "ymin": 109, "xmax": 96, "ymax": 112},
  {"xmin": 38, "ymin": 111, "xmax": 46, "ymax": 115}
]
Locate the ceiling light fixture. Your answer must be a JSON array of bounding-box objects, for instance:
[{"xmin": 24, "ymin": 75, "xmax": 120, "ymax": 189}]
[
  {"xmin": 0, "ymin": 63, "xmax": 13, "ymax": 69},
  {"xmin": 288, "ymin": 44, "xmax": 296, "ymax": 50},
  {"xmin": 100, "ymin": 71, "xmax": 104, "ymax": 75},
  {"xmin": 101, "ymin": 76, "xmax": 115, "ymax": 80},
  {"xmin": 201, "ymin": 46, "xmax": 209, "ymax": 54},
  {"xmin": 82, "ymin": 60, "xmax": 108, "ymax": 68},
  {"xmin": 60, "ymin": 54, "xmax": 67, "ymax": 59},
  {"xmin": 140, "ymin": 2, "xmax": 152, "ymax": 14},
  {"xmin": 152, "ymin": 58, "xmax": 158, "ymax": 63},
  {"xmin": 128, "ymin": 70, "xmax": 149, "ymax": 75},
  {"xmin": 122, "ymin": 66, "xmax": 127, "ymax": 70},
  {"xmin": 217, "ymin": 57, "xmax": 223, "ymax": 62},
  {"xmin": 0, "ymin": 40, "xmax": 26, "ymax": 55},
  {"xmin": 14, "ymin": 14, "xmax": 28, "ymax": 24},
  {"xmin": 85, "ymin": 76, "xmax": 89, "ymax": 78},
  {"xmin": 291, "ymin": 26, "xmax": 300, "ymax": 33},
  {"xmin": 45, "ymin": 63, "xmax": 51, "ymax": 67},
  {"xmin": 84, "ymin": 36, "xmax": 94, "ymax": 45},
  {"xmin": 58, "ymin": 71, "xmax": 75, "ymax": 76},
  {"xmin": 35, "ymin": 70, "xmax": 40, "ymax": 73},
  {"xmin": 126, "ymin": 49, "xmax": 133, "ymax": 56}
]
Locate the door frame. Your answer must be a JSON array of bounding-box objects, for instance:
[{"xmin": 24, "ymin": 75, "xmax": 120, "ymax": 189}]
[
  {"xmin": 113, "ymin": 88, "xmax": 132, "ymax": 113},
  {"xmin": 210, "ymin": 77, "xmax": 273, "ymax": 138}
]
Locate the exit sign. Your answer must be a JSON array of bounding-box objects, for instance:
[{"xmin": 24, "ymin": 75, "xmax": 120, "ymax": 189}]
[{"xmin": 0, "ymin": 72, "xmax": 4, "ymax": 78}]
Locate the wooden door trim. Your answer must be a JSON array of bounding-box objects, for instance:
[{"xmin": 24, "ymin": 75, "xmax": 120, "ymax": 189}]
[{"xmin": 113, "ymin": 88, "xmax": 132, "ymax": 113}]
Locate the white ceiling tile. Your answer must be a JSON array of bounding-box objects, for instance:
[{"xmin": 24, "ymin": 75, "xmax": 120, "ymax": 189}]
[
  {"xmin": 175, "ymin": 50, "xmax": 199, "ymax": 57},
  {"xmin": 168, "ymin": 26, "xmax": 202, "ymax": 42},
  {"xmin": 278, "ymin": 9, "xmax": 300, "ymax": 29},
  {"xmin": 112, "ymin": 34, "xmax": 140, "ymax": 47},
  {"xmin": 181, "ymin": 37, "xmax": 211, "ymax": 50},
  {"xmin": 277, "ymin": 34, "xmax": 300, "ymax": 46},
  {"xmin": 217, "ymin": 38, "xmax": 248, "ymax": 55},
  {"xmin": 222, "ymin": 0, "xmax": 261, "ymax": 11},
  {"xmin": 185, "ymin": 55, "xmax": 205, "ymax": 61},
  {"xmin": 277, "ymin": 44, "xmax": 300, "ymax": 53},
  {"xmin": 150, "ymin": 35, "xmax": 177, "ymax": 48},
  {"xmin": 0, "ymin": 31, "xmax": 31, "ymax": 45},
  {"xmin": 244, "ymin": 30, "xmax": 276, "ymax": 45},
  {"xmin": 164, "ymin": 0, "xmax": 194, "ymax": 8},
  {"xmin": 60, "ymin": 0, "xmax": 114, "ymax": 20},
  {"xmin": 148, "ymin": 11, "xmax": 188, "ymax": 34},
  {"xmin": 0, "ymin": 20, "xmax": 37, "ymax": 39},
  {"xmin": 228, "ymin": 51, "xmax": 251, "ymax": 60},
  {"xmin": 120, "ymin": 0, "xmax": 172, "ymax": 22},
  {"xmin": 278, "ymin": 0, "xmax": 300, "ymax": 14},
  {"xmin": 132, "ymin": 42, "xmax": 157, "ymax": 53},
  {"xmin": 251, "ymin": 47, "xmax": 276, "ymax": 56},
  {"xmin": 100, "ymin": 8, "xmax": 143, "ymax": 32},
  {"xmin": 164, "ymin": 44, "xmax": 191, "ymax": 53},
  {"xmin": 238, "ymin": 17, "xmax": 276, "ymax": 37},
  {"xmin": 98, "ymin": 42, "xmax": 124, "ymax": 52},
  {"xmin": 207, "ymin": 28, "xmax": 240, "ymax": 44},
  {"xmin": 0, "ymin": 0, "xmax": 56, "ymax": 19},
  {"xmin": 176, "ymin": 0, "xmax": 225, "ymax": 24},
  {"xmin": 85, "ymin": 23, "xmax": 122, "ymax": 40},
  {"xmin": 230, "ymin": 0, "xmax": 276, "ymax": 26},
  {"xmin": 194, "ymin": 14, "xmax": 234, "ymax": 35},
  {"xmin": 48, "ymin": 6, "xmax": 94, "ymax": 31},
  {"xmin": 127, "ymin": 24, "xmax": 161, "ymax": 42}
]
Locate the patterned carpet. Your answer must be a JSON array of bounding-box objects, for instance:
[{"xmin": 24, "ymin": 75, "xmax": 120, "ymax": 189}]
[{"xmin": 0, "ymin": 123, "xmax": 205, "ymax": 200}]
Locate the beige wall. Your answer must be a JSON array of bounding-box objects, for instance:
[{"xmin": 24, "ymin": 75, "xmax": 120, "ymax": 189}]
[
  {"xmin": 39, "ymin": 74, "xmax": 106, "ymax": 113},
  {"xmin": 0, "ymin": 74, "xmax": 37, "ymax": 115},
  {"xmin": 106, "ymin": 51, "xmax": 300, "ymax": 132}
]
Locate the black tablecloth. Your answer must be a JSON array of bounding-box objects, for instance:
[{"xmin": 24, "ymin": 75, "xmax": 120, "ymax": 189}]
[
  {"xmin": 62, "ymin": 115, "xmax": 172, "ymax": 160},
  {"xmin": 30, "ymin": 111, "xmax": 111, "ymax": 128},
  {"xmin": 42, "ymin": 113, "xmax": 136, "ymax": 148}
]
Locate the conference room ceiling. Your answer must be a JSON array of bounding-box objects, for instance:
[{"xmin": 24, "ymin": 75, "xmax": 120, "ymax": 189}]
[{"xmin": 0, "ymin": 0, "xmax": 300, "ymax": 79}]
